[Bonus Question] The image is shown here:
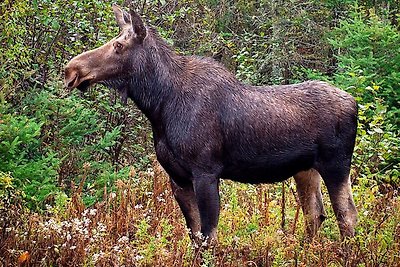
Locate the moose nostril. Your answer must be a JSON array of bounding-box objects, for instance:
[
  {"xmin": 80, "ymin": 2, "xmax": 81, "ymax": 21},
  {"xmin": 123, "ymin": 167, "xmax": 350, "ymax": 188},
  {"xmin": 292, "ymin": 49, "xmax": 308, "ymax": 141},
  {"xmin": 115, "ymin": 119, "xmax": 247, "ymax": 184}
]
[
  {"xmin": 67, "ymin": 79, "xmax": 74, "ymax": 88},
  {"xmin": 66, "ymin": 73, "xmax": 78, "ymax": 88}
]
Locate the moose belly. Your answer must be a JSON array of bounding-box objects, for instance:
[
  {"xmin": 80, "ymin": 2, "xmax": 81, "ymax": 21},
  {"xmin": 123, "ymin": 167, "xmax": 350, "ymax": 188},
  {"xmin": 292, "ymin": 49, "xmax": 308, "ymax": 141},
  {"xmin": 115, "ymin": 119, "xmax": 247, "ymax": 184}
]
[{"xmin": 220, "ymin": 149, "xmax": 316, "ymax": 184}]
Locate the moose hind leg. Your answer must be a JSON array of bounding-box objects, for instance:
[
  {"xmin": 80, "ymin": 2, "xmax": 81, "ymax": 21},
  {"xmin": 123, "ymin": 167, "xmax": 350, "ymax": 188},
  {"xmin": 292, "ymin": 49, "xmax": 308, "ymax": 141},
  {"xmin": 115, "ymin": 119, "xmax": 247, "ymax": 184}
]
[
  {"xmin": 170, "ymin": 179, "xmax": 201, "ymax": 240},
  {"xmin": 322, "ymin": 172, "xmax": 357, "ymax": 239},
  {"xmin": 294, "ymin": 169, "xmax": 327, "ymax": 239}
]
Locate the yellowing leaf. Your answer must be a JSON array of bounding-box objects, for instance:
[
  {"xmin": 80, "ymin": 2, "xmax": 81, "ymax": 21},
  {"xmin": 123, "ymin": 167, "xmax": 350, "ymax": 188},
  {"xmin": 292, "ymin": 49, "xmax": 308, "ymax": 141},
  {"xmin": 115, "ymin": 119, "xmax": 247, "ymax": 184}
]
[{"xmin": 18, "ymin": 251, "xmax": 30, "ymax": 265}]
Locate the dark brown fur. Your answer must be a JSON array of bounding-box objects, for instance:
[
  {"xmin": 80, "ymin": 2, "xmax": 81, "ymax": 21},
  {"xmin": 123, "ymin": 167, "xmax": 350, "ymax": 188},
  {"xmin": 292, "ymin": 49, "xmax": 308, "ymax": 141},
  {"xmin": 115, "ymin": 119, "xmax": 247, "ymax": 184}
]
[{"xmin": 65, "ymin": 5, "xmax": 358, "ymax": 245}]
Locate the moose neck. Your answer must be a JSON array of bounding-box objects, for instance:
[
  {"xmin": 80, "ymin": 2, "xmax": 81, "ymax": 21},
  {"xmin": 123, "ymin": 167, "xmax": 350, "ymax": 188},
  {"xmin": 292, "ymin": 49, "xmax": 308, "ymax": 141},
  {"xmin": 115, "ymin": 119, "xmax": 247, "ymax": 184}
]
[{"xmin": 127, "ymin": 29, "xmax": 183, "ymax": 122}]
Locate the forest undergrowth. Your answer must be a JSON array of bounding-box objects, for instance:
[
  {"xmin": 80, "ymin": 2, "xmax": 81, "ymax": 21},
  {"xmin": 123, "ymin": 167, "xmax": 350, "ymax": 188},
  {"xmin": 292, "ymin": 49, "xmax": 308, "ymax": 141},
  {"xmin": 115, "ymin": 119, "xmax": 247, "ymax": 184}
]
[
  {"xmin": 1, "ymin": 0, "xmax": 399, "ymax": 266},
  {"xmin": 1, "ymin": 160, "xmax": 399, "ymax": 266}
]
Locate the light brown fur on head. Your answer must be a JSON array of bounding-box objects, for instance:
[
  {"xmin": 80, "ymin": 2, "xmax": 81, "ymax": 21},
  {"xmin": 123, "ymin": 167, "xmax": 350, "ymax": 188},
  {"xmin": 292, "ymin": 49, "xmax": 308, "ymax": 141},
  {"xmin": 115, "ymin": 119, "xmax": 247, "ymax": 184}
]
[{"xmin": 64, "ymin": 4, "xmax": 146, "ymax": 92}]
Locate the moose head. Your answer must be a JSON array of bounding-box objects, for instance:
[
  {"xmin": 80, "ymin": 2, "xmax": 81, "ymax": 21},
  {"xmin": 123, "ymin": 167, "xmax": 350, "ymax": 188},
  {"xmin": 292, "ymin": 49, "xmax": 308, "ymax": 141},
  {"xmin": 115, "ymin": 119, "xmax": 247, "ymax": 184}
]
[{"xmin": 64, "ymin": 4, "xmax": 146, "ymax": 95}]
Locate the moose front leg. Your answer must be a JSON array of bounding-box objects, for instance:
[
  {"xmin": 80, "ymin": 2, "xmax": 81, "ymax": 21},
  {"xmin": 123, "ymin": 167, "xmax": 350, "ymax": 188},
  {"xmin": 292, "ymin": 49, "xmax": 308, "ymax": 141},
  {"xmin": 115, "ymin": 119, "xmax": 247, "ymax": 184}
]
[
  {"xmin": 170, "ymin": 179, "xmax": 201, "ymax": 239},
  {"xmin": 192, "ymin": 173, "xmax": 220, "ymax": 246}
]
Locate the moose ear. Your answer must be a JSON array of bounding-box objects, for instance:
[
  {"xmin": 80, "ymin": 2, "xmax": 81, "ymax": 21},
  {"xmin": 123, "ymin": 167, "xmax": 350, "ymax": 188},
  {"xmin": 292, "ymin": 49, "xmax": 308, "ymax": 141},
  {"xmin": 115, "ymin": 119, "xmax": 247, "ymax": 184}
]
[
  {"xmin": 129, "ymin": 8, "xmax": 147, "ymax": 42},
  {"xmin": 112, "ymin": 4, "xmax": 130, "ymax": 29}
]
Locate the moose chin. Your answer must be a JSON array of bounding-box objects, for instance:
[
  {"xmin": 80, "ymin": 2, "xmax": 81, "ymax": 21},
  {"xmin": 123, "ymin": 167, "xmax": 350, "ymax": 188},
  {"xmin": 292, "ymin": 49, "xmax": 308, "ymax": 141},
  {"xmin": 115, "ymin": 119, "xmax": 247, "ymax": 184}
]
[{"xmin": 65, "ymin": 4, "xmax": 358, "ymax": 246}]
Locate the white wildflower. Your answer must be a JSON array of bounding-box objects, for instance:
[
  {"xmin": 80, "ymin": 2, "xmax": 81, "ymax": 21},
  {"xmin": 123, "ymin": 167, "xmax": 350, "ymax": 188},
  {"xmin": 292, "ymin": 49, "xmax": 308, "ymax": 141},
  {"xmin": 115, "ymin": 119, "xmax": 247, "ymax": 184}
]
[
  {"xmin": 201, "ymin": 236, "xmax": 209, "ymax": 247},
  {"xmin": 194, "ymin": 231, "xmax": 203, "ymax": 239},
  {"xmin": 118, "ymin": 236, "xmax": 129, "ymax": 243},
  {"xmin": 134, "ymin": 255, "xmax": 144, "ymax": 261},
  {"xmin": 83, "ymin": 217, "xmax": 91, "ymax": 227},
  {"xmin": 113, "ymin": 245, "xmax": 121, "ymax": 253},
  {"xmin": 157, "ymin": 196, "xmax": 166, "ymax": 203},
  {"xmin": 72, "ymin": 218, "xmax": 81, "ymax": 227},
  {"xmin": 82, "ymin": 228, "xmax": 89, "ymax": 236},
  {"xmin": 61, "ymin": 221, "xmax": 71, "ymax": 228},
  {"xmin": 92, "ymin": 252, "xmax": 103, "ymax": 263},
  {"xmin": 146, "ymin": 168, "xmax": 154, "ymax": 176},
  {"xmin": 134, "ymin": 204, "xmax": 143, "ymax": 209},
  {"xmin": 97, "ymin": 222, "xmax": 107, "ymax": 232}
]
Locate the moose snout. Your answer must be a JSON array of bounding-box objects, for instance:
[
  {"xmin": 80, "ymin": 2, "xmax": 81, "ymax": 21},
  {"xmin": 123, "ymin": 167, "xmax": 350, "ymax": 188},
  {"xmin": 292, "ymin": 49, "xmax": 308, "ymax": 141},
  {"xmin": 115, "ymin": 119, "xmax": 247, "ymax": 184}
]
[
  {"xmin": 64, "ymin": 63, "xmax": 94, "ymax": 91},
  {"xmin": 64, "ymin": 69, "xmax": 78, "ymax": 89},
  {"xmin": 64, "ymin": 66, "xmax": 79, "ymax": 89}
]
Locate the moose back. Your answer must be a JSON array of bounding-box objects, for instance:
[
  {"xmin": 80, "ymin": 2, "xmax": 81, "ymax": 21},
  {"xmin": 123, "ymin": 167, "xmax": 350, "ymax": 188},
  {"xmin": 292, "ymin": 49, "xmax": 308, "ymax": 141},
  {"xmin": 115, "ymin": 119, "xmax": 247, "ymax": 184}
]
[{"xmin": 65, "ymin": 5, "xmax": 358, "ymax": 245}]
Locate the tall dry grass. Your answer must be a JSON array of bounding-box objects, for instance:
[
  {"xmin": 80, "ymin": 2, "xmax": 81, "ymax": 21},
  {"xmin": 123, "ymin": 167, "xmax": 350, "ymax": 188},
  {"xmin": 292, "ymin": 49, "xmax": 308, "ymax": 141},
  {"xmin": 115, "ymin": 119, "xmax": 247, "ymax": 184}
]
[{"xmin": 1, "ymin": 160, "xmax": 399, "ymax": 266}]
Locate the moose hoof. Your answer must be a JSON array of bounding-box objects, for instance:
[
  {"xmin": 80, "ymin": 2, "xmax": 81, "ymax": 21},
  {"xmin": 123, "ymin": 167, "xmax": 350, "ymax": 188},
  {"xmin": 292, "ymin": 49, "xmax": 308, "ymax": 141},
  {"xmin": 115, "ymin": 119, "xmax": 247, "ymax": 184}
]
[{"xmin": 191, "ymin": 231, "xmax": 218, "ymax": 249}]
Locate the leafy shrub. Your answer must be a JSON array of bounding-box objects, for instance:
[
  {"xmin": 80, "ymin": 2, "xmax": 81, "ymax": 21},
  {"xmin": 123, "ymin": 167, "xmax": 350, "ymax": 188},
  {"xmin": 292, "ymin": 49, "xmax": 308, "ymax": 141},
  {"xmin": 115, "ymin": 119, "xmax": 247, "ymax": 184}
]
[
  {"xmin": 329, "ymin": 7, "xmax": 400, "ymax": 124},
  {"xmin": 0, "ymin": 102, "xmax": 61, "ymax": 208},
  {"xmin": 0, "ymin": 85, "xmax": 151, "ymax": 209},
  {"xmin": 0, "ymin": 0, "xmax": 117, "ymax": 101},
  {"xmin": 0, "ymin": 0, "xmax": 152, "ymax": 209},
  {"xmin": 354, "ymin": 99, "xmax": 399, "ymax": 186}
]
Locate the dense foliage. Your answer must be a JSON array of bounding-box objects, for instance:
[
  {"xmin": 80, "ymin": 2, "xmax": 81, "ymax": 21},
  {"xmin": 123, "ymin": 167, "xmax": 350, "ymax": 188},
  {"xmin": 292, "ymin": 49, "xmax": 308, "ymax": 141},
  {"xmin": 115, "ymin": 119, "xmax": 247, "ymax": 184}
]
[{"xmin": 1, "ymin": 0, "xmax": 399, "ymax": 266}]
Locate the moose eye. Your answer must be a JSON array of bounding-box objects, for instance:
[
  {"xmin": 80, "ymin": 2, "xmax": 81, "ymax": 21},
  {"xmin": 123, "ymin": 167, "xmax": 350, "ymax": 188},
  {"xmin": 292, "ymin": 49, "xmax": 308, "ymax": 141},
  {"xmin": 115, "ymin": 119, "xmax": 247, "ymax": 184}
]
[{"xmin": 114, "ymin": 42, "xmax": 123, "ymax": 53}]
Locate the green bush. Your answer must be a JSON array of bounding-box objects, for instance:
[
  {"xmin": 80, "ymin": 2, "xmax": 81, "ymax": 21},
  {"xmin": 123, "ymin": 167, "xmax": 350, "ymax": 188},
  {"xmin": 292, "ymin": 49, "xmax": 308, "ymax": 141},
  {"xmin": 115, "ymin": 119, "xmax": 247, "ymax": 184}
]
[
  {"xmin": 0, "ymin": 101, "xmax": 60, "ymax": 208},
  {"xmin": 329, "ymin": 7, "xmax": 400, "ymax": 124},
  {"xmin": 0, "ymin": 0, "xmax": 117, "ymax": 102},
  {"xmin": 0, "ymin": 86, "xmax": 145, "ymax": 209},
  {"xmin": 354, "ymin": 99, "xmax": 399, "ymax": 186},
  {"xmin": 0, "ymin": 0, "xmax": 153, "ymax": 210}
]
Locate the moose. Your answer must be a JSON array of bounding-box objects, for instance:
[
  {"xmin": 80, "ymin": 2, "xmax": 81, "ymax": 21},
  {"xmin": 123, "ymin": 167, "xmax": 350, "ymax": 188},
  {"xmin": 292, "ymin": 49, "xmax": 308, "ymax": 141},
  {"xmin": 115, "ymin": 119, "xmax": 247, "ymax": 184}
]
[{"xmin": 65, "ymin": 4, "xmax": 358, "ymax": 245}]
